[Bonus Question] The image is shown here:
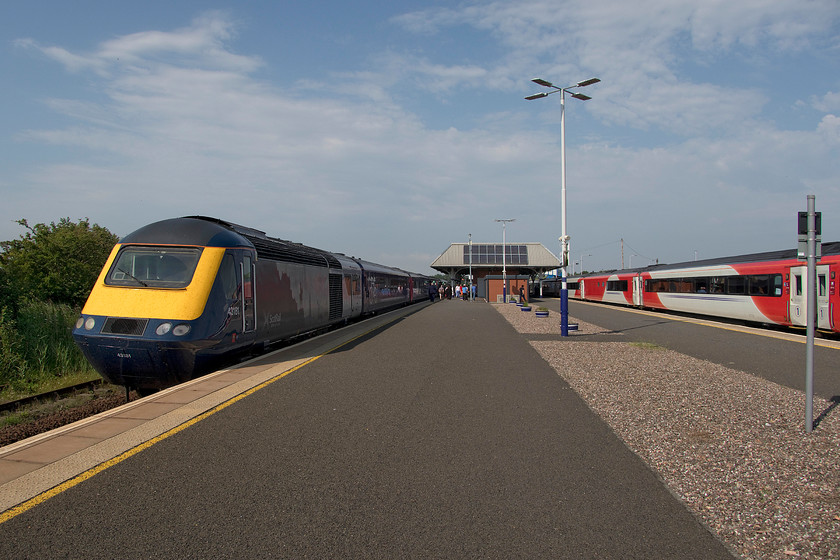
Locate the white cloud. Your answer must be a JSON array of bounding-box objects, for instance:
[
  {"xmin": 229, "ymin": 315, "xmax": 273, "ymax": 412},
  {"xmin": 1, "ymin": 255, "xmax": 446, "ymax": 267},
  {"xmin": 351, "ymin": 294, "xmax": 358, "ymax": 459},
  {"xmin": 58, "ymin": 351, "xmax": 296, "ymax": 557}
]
[
  {"xmin": 816, "ymin": 114, "xmax": 840, "ymax": 142},
  {"xmin": 812, "ymin": 91, "xmax": 840, "ymax": 113},
  {"xmin": 18, "ymin": 11, "xmax": 260, "ymax": 78},
  {"xmin": 392, "ymin": 0, "xmax": 837, "ymax": 136}
]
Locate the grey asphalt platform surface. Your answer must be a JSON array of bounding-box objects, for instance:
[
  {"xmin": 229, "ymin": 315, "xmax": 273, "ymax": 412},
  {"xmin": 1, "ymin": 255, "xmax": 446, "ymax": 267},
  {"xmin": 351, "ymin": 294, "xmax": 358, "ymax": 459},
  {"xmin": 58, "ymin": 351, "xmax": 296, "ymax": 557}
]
[{"xmin": 0, "ymin": 300, "xmax": 735, "ymax": 559}]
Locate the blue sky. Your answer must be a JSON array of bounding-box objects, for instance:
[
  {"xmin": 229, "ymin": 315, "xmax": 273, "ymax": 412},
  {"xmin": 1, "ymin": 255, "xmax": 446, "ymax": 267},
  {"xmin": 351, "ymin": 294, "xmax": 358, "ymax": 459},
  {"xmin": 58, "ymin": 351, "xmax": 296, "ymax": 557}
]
[{"xmin": 2, "ymin": 1, "xmax": 839, "ymax": 274}]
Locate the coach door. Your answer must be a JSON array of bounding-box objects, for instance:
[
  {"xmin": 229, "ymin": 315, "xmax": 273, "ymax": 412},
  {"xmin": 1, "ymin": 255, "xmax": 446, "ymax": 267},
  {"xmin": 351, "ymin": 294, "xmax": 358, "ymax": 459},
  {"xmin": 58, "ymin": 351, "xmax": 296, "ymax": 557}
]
[
  {"xmin": 632, "ymin": 274, "xmax": 644, "ymax": 307},
  {"xmin": 789, "ymin": 265, "xmax": 831, "ymax": 329},
  {"xmin": 241, "ymin": 254, "xmax": 256, "ymax": 333}
]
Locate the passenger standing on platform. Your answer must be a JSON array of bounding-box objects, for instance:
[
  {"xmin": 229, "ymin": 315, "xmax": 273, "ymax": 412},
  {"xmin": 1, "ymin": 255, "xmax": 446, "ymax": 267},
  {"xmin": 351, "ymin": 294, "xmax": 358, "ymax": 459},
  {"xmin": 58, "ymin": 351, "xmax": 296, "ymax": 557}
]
[
  {"xmin": 455, "ymin": 285, "xmax": 462, "ymax": 299},
  {"xmin": 438, "ymin": 284, "xmax": 444, "ymax": 300},
  {"xmin": 519, "ymin": 285, "xmax": 526, "ymax": 304},
  {"xmin": 428, "ymin": 282, "xmax": 437, "ymax": 302}
]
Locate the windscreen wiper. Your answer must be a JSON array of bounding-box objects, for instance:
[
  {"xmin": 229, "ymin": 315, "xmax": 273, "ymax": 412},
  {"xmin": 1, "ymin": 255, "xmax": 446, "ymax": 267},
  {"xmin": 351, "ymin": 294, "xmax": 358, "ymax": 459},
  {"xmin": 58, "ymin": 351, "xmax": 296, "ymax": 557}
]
[{"xmin": 118, "ymin": 268, "xmax": 149, "ymax": 287}]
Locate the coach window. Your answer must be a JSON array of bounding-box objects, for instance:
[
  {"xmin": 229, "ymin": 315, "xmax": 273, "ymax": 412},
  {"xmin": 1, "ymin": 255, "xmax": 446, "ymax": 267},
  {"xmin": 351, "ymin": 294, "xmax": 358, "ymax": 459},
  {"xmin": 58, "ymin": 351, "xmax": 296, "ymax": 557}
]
[
  {"xmin": 606, "ymin": 280, "xmax": 628, "ymax": 291},
  {"xmin": 728, "ymin": 276, "xmax": 746, "ymax": 295},
  {"xmin": 647, "ymin": 279, "xmax": 667, "ymax": 292},
  {"xmin": 793, "ymin": 273, "xmax": 803, "ymax": 296},
  {"xmin": 709, "ymin": 277, "xmax": 725, "ymax": 294},
  {"xmin": 676, "ymin": 279, "xmax": 693, "ymax": 293},
  {"xmin": 695, "ymin": 278, "xmax": 709, "ymax": 293},
  {"xmin": 749, "ymin": 275, "xmax": 771, "ymax": 296}
]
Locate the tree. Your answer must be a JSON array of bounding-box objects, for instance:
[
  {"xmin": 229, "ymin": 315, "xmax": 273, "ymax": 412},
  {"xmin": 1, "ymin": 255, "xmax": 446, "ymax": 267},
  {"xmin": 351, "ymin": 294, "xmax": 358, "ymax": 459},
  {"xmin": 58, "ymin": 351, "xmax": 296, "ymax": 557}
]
[{"xmin": 0, "ymin": 218, "xmax": 119, "ymax": 309}]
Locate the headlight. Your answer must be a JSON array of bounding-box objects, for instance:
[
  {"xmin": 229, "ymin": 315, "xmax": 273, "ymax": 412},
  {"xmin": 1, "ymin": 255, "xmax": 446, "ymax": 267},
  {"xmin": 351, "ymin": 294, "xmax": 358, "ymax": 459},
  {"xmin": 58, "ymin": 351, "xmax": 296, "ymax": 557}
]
[
  {"xmin": 84, "ymin": 317, "xmax": 96, "ymax": 330},
  {"xmin": 156, "ymin": 323, "xmax": 172, "ymax": 336},
  {"xmin": 75, "ymin": 317, "xmax": 84, "ymax": 329},
  {"xmin": 173, "ymin": 324, "xmax": 191, "ymax": 336}
]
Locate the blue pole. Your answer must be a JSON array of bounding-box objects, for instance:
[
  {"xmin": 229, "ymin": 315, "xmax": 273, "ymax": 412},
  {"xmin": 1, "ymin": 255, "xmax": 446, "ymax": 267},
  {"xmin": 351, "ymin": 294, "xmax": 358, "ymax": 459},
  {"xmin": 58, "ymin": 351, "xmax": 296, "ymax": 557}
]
[{"xmin": 560, "ymin": 285, "xmax": 568, "ymax": 337}]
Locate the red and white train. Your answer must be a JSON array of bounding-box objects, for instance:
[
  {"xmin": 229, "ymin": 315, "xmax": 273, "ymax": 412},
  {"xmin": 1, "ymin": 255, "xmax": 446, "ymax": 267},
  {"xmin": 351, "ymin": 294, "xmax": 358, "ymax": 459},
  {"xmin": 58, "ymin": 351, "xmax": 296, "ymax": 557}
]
[{"xmin": 541, "ymin": 243, "xmax": 840, "ymax": 332}]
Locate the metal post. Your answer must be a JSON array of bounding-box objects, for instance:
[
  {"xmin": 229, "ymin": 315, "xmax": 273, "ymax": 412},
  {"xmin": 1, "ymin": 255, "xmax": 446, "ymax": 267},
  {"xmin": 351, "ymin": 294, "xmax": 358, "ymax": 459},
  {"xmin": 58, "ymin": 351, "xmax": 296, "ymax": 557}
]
[
  {"xmin": 469, "ymin": 234, "xmax": 473, "ymax": 301},
  {"xmin": 495, "ymin": 219, "xmax": 515, "ymax": 302},
  {"xmin": 805, "ymin": 195, "xmax": 816, "ymax": 432},
  {"xmin": 525, "ymin": 77, "xmax": 599, "ymax": 335},
  {"xmin": 503, "ymin": 224, "xmax": 507, "ymax": 302},
  {"xmin": 560, "ymin": 88, "xmax": 569, "ymax": 336}
]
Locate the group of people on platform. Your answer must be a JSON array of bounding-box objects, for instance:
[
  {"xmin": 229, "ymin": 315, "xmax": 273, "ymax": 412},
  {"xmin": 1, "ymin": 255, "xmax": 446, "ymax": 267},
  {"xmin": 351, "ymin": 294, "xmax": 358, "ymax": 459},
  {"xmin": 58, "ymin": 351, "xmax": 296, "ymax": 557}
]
[
  {"xmin": 426, "ymin": 282, "xmax": 529, "ymax": 303},
  {"xmin": 427, "ymin": 282, "xmax": 476, "ymax": 302}
]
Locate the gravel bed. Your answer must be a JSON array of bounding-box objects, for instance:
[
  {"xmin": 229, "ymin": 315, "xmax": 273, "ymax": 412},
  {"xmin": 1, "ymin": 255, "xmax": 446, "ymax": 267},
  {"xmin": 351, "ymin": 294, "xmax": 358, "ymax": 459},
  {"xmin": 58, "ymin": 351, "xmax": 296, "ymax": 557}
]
[{"xmin": 494, "ymin": 303, "xmax": 840, "ymax": 560}]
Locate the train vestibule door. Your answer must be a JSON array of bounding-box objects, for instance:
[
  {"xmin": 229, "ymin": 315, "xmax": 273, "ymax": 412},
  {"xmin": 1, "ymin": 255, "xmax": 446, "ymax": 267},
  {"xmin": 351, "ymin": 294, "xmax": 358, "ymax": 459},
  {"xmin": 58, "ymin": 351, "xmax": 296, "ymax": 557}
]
[
  {"xmin": 240, "ymin": 253, "xmax": 256, "ymax": 333},
  {"xmin": 632, "ymin": 275, "xmax": 643, "ymax": 307},
  {"xmin": 789, "ymin": 265, "xmax": 831, "ymax": 329}
]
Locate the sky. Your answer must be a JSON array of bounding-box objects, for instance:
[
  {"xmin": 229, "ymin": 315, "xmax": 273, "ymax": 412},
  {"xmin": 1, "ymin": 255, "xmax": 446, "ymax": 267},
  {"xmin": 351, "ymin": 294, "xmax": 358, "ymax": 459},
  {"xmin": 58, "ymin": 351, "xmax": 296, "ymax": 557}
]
[{"xmin": 1, "ymin": 0, "xmax": 839, "ymax": 275}]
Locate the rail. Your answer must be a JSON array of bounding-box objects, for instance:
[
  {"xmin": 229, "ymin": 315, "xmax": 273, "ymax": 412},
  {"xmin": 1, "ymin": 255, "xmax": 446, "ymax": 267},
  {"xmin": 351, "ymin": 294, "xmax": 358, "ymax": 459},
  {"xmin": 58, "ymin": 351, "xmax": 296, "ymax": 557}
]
[{"xmin": 0, "ymin": 379, "xmax": 106, "ymax": 414}]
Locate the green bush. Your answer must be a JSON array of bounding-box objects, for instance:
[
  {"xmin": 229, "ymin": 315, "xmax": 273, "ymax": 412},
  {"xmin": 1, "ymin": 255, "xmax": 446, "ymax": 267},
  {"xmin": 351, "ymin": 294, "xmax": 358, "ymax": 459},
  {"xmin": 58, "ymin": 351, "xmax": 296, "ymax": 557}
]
[
  {"xmin": 0, "ymin": 217, "xmax": 113, "ymax": 395},
  {"xmin": 0, "ymin": 218, "xmax": 118, "ymax": 309}
]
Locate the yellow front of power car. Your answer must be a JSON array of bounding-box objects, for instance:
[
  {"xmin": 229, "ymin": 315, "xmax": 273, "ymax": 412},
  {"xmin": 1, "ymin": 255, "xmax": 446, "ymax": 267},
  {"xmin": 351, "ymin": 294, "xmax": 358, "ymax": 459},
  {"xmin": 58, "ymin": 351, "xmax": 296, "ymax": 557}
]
[{"xmin": 81, "ymin": 244, "xmax": 226, "ymax": 321}]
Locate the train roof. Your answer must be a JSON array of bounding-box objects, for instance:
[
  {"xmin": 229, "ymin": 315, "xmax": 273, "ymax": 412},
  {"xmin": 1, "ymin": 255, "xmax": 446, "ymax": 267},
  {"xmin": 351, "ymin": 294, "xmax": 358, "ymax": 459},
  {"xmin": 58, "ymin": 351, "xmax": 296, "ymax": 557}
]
[
  {"xmin": 650, "ymin": 241, "xmax": 840, "ymax": 271},
  {"xmin": 560, "ymin": 241, "xmax": 840, "ymax": 278},
  {"xmin": 121, "ymin": 217, "xmax": 342, "ymax": 268},
  {"xmin": 120, "ymin": 217, "xmax": 250, "ymax": 248},
  {"xmin": 188, "ymin": 216, "xmax": 342, "ymax": 268},
  {"xmin": 352, "ymin": 258, "xmax": 410, "ymax": 277}
]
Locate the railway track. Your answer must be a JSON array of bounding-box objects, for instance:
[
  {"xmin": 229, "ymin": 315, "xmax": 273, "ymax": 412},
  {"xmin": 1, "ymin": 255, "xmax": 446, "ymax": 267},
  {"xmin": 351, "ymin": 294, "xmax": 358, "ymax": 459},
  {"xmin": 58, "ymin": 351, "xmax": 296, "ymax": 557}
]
[
  {"xmin": 0, "ymin": 379, "xmax": 133, "ymax": 448},
  {"xmin": 0, "ymin": 379, "xmax": 109, "ymax": 414}
]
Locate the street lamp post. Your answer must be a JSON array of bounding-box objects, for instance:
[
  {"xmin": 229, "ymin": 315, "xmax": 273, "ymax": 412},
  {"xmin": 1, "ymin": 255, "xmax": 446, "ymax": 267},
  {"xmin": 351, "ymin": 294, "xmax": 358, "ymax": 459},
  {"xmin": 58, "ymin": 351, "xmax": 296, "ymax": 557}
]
[
  {"xmin": 580, "ymin": 253, "xmax": 592, "ymax": 274},
  {"xmin": 468, "ymin": 233, "xmax": 473, "ymax": 301},
  {"xmin": 526, "ymin": 77, "xmax": 600, "ymax": 336},
  {"xmin": 495, "ymin": 218, "xmax": 515, "ymax": 302}
]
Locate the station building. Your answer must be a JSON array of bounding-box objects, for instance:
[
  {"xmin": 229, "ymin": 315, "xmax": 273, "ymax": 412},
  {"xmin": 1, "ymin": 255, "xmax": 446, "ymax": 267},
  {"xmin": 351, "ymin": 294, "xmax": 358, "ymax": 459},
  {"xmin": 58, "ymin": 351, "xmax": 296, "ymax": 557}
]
[{"xmin": 430, "ymin": 242, "xmax": 561, "ymax": 302}]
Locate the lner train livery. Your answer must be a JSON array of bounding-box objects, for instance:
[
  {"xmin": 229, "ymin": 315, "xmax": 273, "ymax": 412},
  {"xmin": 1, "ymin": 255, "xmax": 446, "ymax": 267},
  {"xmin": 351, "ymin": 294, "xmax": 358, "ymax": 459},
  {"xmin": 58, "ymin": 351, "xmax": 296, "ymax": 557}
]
[
  {"xmin": 542, "ymin": 243, "xmax": 840, "ymax": 332},
  {"xmin": 73, "ymin": 216, "xmax": 432, "ymax": 392}
]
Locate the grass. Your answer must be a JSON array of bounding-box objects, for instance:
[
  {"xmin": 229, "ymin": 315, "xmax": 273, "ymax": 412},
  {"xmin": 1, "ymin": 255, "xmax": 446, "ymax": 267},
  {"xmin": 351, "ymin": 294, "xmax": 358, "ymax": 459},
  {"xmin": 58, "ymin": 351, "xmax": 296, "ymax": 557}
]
[
  {"xmin": 0, "ymin": 370, "xmax": 102, "ymax": 404},
  {"xmin": 0, "ymin": 300, "xmax": 100, "ymax": 401}
]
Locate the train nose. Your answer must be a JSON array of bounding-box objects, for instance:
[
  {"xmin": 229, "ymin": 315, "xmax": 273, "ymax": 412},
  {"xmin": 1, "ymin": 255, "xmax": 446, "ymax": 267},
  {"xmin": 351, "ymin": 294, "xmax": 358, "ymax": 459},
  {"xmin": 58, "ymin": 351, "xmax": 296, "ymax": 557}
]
[{"xmin": 73, "ymin": 314, "xmax": 200, "ymax": 389}]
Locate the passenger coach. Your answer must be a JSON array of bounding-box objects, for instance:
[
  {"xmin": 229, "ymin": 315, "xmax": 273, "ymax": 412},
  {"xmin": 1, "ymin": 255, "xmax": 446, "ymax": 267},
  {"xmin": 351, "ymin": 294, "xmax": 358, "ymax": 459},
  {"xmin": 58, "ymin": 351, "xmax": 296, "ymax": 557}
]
[{"xmin": 545, "ymin": 243, "xmax": 840, "ymax": 332}]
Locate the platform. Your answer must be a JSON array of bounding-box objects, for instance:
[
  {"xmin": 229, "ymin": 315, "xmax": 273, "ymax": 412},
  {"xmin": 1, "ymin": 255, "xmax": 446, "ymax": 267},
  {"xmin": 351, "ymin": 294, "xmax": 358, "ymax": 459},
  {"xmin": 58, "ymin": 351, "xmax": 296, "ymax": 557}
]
[{"xmin": 0, "ymin": 299, "xmax": 735, "ymax": 558}]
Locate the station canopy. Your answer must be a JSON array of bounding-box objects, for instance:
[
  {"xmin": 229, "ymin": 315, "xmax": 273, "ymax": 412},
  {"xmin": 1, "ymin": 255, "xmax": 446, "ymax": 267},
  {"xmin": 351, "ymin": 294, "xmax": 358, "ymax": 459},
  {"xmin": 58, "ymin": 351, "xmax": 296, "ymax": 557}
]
[{"xmin": 430, "ymin": 242, "xmax": 562, "ymax": 278}]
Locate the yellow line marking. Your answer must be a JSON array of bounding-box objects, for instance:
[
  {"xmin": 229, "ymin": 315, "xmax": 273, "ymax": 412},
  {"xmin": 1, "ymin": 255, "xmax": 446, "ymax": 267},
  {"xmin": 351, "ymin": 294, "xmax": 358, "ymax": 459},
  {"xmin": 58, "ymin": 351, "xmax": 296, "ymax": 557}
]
[{"xmin": 0, "ymin": 324, "xmax": 381, "ymax": 525}]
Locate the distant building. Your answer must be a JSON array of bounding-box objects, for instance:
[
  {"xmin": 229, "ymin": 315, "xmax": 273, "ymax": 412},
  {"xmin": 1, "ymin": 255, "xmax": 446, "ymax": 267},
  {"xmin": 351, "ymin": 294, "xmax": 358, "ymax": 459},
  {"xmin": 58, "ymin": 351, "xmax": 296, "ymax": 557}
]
[{"xmin": 431, "ymin": 242, "xmax": 561, "ymax": 302}]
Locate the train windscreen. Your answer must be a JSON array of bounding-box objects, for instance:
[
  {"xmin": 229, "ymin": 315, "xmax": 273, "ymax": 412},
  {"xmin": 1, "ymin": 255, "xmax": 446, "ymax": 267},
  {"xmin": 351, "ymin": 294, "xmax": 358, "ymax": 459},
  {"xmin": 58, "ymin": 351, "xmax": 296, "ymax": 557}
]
[{"xmin": 106, "ymin": 246, "xmax": 203, "ymax": 288}]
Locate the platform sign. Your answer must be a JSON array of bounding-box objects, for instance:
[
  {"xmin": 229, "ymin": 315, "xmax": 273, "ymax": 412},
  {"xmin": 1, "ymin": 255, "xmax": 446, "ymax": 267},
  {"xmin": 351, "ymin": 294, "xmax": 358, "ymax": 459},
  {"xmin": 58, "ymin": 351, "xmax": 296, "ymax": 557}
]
[{"xmin": 797, "ymin": 211, "xmax": 821, "ymax": 261}]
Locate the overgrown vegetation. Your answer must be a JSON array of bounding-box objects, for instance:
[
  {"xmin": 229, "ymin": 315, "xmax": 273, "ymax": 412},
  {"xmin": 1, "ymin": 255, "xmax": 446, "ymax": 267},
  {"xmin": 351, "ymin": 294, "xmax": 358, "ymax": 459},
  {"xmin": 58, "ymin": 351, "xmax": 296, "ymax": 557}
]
[{"xmin": 0, "ymin": 218, "xmax": 118, "ymax": 399}]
